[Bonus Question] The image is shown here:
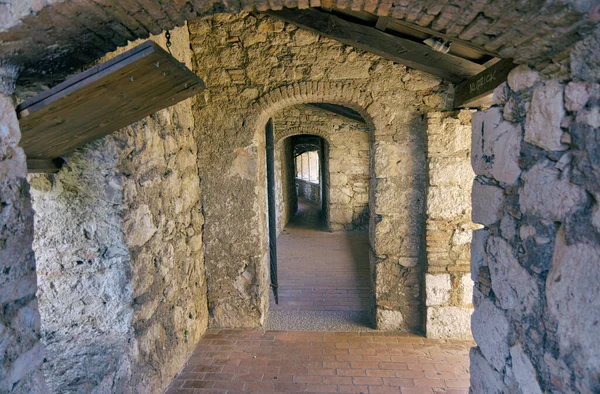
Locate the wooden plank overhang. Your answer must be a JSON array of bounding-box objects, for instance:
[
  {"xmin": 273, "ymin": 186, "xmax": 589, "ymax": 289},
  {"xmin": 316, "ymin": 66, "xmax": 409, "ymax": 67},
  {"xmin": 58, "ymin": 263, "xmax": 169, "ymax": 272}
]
[{"xmin": 17, "ymin": 41, "xmax": 205, "ymax": 173}]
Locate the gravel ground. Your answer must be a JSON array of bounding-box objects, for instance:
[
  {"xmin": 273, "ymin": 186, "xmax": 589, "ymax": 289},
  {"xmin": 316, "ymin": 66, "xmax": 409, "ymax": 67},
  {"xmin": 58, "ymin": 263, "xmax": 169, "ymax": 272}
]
[{"xmin": 265, "ymin": 310, "xmax": 375, "ymax": 331}]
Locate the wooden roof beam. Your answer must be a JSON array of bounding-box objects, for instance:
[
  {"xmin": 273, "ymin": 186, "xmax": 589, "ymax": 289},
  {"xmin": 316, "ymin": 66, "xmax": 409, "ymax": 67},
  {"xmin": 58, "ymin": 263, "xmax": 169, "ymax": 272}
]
[
  {"xmin": 266, "ymin": 8, "xmax": 485, "ymax": 83},
  {"xmin": 454, "ymin": 58, "xmax": 517, "ymax": 108}
]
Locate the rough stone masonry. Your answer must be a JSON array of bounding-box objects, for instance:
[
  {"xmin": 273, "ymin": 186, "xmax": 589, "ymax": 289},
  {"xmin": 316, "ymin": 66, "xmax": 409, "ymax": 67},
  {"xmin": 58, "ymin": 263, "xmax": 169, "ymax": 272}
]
[{"xmin": 469, "ymin": 27, "xmax": 600, "ymax": 394}]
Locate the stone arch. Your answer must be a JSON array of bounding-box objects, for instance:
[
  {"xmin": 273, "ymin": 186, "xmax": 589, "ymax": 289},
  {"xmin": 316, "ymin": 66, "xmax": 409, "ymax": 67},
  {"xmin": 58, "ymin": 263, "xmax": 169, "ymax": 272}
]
[{"xmin": 274, "ymin": 125, "xmax": 329, "ymax": 144}]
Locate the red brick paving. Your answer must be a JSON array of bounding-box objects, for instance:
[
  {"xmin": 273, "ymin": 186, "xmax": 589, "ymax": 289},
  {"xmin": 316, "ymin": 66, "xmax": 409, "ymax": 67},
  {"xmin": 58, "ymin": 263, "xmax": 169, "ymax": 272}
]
[
  {"xmin": 165, "ymin": 330, "xmax": 473, "ymax": 394},
  {"xmin": 270, "ymin": 199, "xmax": 371, "ymax": 312}
]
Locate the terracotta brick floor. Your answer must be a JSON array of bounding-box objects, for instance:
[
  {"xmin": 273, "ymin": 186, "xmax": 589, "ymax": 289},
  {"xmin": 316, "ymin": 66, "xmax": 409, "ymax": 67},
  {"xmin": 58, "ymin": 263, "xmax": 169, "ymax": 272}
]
[
  {"xmin": 165, "ymin": 329, "xmax": 473, "ymax": 394},
  {"xmin": 270, "ymin": 199, "xmax": 371, "ymax": 312}
]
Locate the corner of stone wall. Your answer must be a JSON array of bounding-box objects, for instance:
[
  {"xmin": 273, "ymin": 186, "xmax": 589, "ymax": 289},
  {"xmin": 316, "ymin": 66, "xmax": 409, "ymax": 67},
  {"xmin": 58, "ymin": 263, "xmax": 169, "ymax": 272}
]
[
  {"xmin": 0, "ymin": 71, "xmax": 49, "ymax": 393},
  {"xmin": 424, "ymin": 110, "xmax": 475, "ymax": 340},
  {"xmin": 470, "ymin": 28, "xmax": 600, "ymax": 393}
]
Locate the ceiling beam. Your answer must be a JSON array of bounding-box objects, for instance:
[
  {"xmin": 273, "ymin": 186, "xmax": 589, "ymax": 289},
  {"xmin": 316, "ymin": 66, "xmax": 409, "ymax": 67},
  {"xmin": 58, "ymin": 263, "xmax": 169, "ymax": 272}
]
[
  {"xmin": 266, "ymin": 9, "xmax": 485, "ymax": 83},
  {"xmin": 309, "ymin": 103, "xmax": 366, "ymax": 124},
  {"xmin": 454, "ymin": 58, "xmax": 517, "ymax": 108}
]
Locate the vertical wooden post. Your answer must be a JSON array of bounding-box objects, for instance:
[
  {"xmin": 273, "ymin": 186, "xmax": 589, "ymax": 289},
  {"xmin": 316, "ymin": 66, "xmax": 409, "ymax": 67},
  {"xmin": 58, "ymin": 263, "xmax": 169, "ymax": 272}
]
[{"xmin": 266, "ymin": 118, "xmax": 279, "ymax": 304}]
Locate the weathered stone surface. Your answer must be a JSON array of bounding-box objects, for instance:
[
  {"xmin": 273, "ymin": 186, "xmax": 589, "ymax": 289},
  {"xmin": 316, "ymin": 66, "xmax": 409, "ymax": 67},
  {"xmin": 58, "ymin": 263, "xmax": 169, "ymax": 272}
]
[
  {"xmin": 29, "ymin": 27, "xmax": 208, "ymax": 394},
  {"xmin": 427, "ymin": 185, "xmax": 471, "ymax": 220},
  {"xmin": 460, "ymin": 274, "xmax": 473, "ymax": 305},
  {"xmin": 507, "ymin": 65, "xmax": 539, "ymax": 92},
  {"xmin": 470, "ymin": 229, "xmax": 488, "ymax": 281},
  {"xmin": 376, "ymin": 309, "xmax": 404, "ymax": 331},
  {"xmin": 0, "ymin": 87, "xmax": 48, "ymax": 393},
  {"xmin": 510, "ymin": 343, "xmax": 543, "ymax": 394},
  {"xmin": 472, "ymin": 179, "xmax": 504, "ymax": 226},
  {"xmin": 471, "ymin": 296, "xmax": 510, "ymax": 371},
  {"xmin": 520, "ymin": 159, "xmax": 588, "ymax": 221},
  {"xmin": 426, "ymin": 306, "xmax": 472, "ymax": 339},
  {"xmin": 470, "ymin": 347, "xmax": 507, "ymax": 393},
  {"xmin": 546, "ymin": 228, "xmax": 600, "ymax": 392},
  {"xmin": 570, "ymin": 26, "xmax": 600, "ymax": 83},
  {"xmin": 492, "ymin": 81, "xmax": 509, "ymax": 105},
  {"xmin": 428, "ymin": 156, "xmax": 474, "ymax": 186},
  {"xmin": 425, "ymin": 274, "xmax": 450, "ymax": 306},
  {"xmin": 565, "ymin": 81, "xmax": 597, "ymax": 112},
  {"xmin": 471, "ymin": 107, "xmax": 522, "ymax": 184},
  {"xmin": 485, "ymin": 237, "xmax": 539, "ymax": 312},
  {"xmin": 524, "ymin": 81, "xmax": 567, "ymax": 151}
]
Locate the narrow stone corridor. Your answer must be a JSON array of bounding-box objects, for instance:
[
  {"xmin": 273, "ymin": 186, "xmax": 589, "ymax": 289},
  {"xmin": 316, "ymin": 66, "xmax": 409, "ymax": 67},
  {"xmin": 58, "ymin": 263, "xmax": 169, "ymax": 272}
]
[
  {"xmin": 267, "ymin": 198, "xmax": 372, "ymax": 330},
  {"xmin": 165, "ymin": 329, "xmax": 472, "ymax": 394}
]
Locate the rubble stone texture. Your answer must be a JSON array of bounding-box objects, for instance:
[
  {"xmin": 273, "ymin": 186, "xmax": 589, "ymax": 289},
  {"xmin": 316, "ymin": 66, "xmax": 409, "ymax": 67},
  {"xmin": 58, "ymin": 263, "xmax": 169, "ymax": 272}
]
[
  {"xmin": 470, "ymin": 29, "xmax": 600, "ymax": 394},
  {"xmin": 425, "ymin": 111, "xmax": 475, "ymax": 339},
  {"xmin": 273, "ymin": 105, "xmax": 370, "ymax": 231},
  {"xmin": 191, "ymin": 13, "xmax": 451, "ymax": 333},
  {"xmin": 0, "ymin": 88, "xmax": 48, "ymax": 394},
  {"xmin": 28, "ymin": 27, "xmax": 209, "ymax": 394}
]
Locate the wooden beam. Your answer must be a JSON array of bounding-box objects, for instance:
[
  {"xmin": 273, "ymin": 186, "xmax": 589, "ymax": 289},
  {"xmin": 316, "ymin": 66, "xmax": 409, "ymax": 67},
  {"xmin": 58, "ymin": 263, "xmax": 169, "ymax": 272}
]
[
  {"xmin": 266, "ymin": 9, "xmax": 485, "ymax": 83},
  {"xmin": 309, "ymin": 103, "xmax": 366, "ymax": 123},
  {"xmin": 17, "ymin": 41, "xmax": 205, "ymax": 161},
  {"xmin": 27, "ymin": 158, "xmax": 63, "ymax": 173},
  {"xmin": 454, "ymin": 58, "xmax": 517, "ymax": 108}
]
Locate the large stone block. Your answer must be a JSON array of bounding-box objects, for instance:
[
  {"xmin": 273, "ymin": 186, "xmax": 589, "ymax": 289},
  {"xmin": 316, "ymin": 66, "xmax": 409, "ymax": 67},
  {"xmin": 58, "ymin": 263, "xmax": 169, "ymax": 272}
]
[
  {"xmin": 471, "ymin": 107, "xmax": 522, "ymax": 184},
  {"xmin": 428, "ymin": 156, "xmax": 474, "ymax": 187},
  {"xmin": 507, "ymin": 65, "xmax": 539, "ymax": 92},
  {"xmin": 524, "ymin": 81, "xmax": 567, "ymax": 151},
  {"xmin": 427, "ymin": 185, "xmax": 471, "ymax": 220},
  {"xmin": 485, "ymin": 237, "xmax": 539, "ymax": 312},
  {"xmin": 472, "ymin": 179, "xmax": 504, "ymax": 226},
  {"xmin": 460, "ymin": 274, "xmax": 473, "ymax": 305},
  {"xmin": 425, "ymin": 273, "xmax": 451, "ymax": 306},
  {"xmin": 470, "ymin": 347, "xmax": 507, "ymax": 393},
  {"xmin": 509, "ymin": 343, "xmax": 543, "ymax": 394},
  {"xmin": 426, "ymin": 306, "xmax": 473, "ymax": 339},
  {"xmin": 471, "ymin": 296, "xmax": 510, "ymax": 371},
  {"xmin": 470, "ymin": 229, "xmax": 489, "ymax": 281},
  {"xmin": 520, "ymin": 159, "xmax": 588, "ymax": 222},
  {"xmin": 546, "ymin": 228, "xmax": 600, "ymax": 389},
  {"xmin": 376, "ymin": 309, "xmax": 404, "ymax": 331}
]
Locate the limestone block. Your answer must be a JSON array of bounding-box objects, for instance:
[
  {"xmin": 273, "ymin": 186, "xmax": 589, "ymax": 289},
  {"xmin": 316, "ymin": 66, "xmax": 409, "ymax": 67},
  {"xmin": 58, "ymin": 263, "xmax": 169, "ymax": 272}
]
[
  {"xmin": 570, "ymin": 27, "xmax": 600, "ymax": 83},
  {"xmin": 461, "ymin": 274, "xmax": 474, "ymax": 305},
  {"xmin": 470, "ymin": 347, "xmax": 507, "ymax": 394},
  {"xmin": 507, "ymin": 65, "xmax": 540, "ymax": 92},
  {"xmin": 427, "ymin": 185, "xmax": 471, "ymax": 220},
  {"xmin": 485, "ymin": 237, "xmax": 539, "ymax": 312},
  {"xmin": 471, "ymin": 296, "xmax": 510, "ymax": 371},
  {"xmin": 425, "ymin": 274, "xmax": 451, "ymax": 306},
  {"xmin": 426, "ymin": 306, "xmax": 473, "ymax": 339},
  {"xmin": 492, "ymin": 82, "xmax": 509, "ymax": 105},
  {"xmin": 471, "ymin": 179, "xmax": 504, "ymax": 226},
  {"xmin": 524, "ymin": 81, "xmax": 567, "ymax": 151},
  {"xmin": 376, "ymin": 309, "xmax": 404, "ymax": 331},
  {"xmin": 564, "ymin": 81, "xmax": 597, "ymax": 112},
  {"xmin": 398, "ymin": 257, "xmax": 418, "ymax": 267},
  {"xmin": 126, "ymin": 204, "xmax": 157, "ymax": 247},
  {"xmin": 471, "ymin": 107, "xmax": 522, "ymax": 184},
  {"xmin": 328, "ymin": 58, "xmax": 371, "ymax": 80},
  {"xmin": 428, "ymin": 157, "xmax": 474, "ymax": 187},
  {"xmin": 428, "ymin": 118, "xmax": 471, "ymax": 155},
  {"xmin": 509, "ymin": 343, "xmax": 543, "ymax": 394},
  {"xmin": 546, "ymin": 228, "xmax": 600, "ymax": 387},
  {"xmin": 520, "ymin": 159, "xmax": 587, "ymax": 222},
  {"xmin": 575, "ymin": 105, "xmax": 600, "ymax": 128},
  {"xmin": 294, "ymin": 29, "xmax": 319, "ymax": 46}
]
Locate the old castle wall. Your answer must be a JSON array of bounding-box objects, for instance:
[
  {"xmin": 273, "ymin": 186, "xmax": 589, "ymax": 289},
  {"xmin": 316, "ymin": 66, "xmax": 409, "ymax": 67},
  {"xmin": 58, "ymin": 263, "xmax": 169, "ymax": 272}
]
[
  {"xmin": 28, "ymin": 26, "xmax": 208, "ymax": 394},
  {"xmin": 191, "ymin": 13, "xmax": 451, "ymax": 332},
  {"xmin": 469, "ymin": 28, "xmax": 600, "ymax": 393},
  {"xmin": 273, "ymin": 104, "xmax": 370, "ymax": 231}
]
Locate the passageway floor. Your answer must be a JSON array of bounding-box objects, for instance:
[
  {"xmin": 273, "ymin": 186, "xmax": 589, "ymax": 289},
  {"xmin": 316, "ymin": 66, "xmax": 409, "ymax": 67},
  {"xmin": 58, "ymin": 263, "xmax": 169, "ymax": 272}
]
[
  {"xmin": 265, "ymin": 310, "xmax": 373, "ymax": 331},
  {"xmin": 165, "ymin": 329, "xmax": 472, "ymax": 394}
]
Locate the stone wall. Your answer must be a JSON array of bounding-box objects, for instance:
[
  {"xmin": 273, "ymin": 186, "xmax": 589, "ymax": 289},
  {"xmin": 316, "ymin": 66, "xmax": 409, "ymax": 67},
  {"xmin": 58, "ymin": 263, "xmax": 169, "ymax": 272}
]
[
  {"xmin": 191, "ymin": 13, "xmax": 450, "ymax": 331},
  {"xmin": 470, "ymin": 29, "xmax": 600, "ymax": 393},
  {"xmin": 273, "ymin": 104, "xmax": 370, "ymax": 231},
  {"xmin": 296, "ymin": 178, "xmax": 320, "ymax": 204},
  {"xmin": 425, "ymin": 111, "xmax": 475, "ymax": 339},
  {"xmin": 0, "ymin": 72, "xmax": 48, "ymax": 393},
  {"xmin": 28, "ymin": 26, "xmax": 208, "ymax": 394},
  {"xmin": 274, "ymin": 137, "xmax": 295, "ymax": 235}
]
